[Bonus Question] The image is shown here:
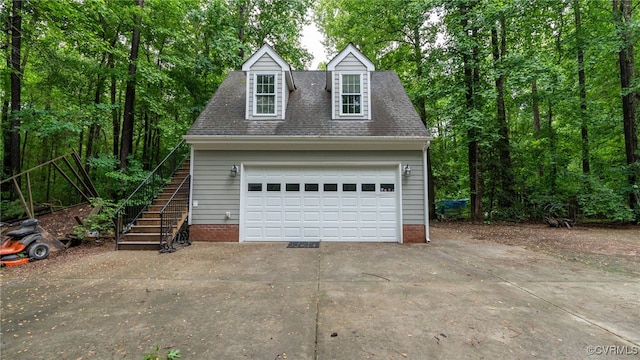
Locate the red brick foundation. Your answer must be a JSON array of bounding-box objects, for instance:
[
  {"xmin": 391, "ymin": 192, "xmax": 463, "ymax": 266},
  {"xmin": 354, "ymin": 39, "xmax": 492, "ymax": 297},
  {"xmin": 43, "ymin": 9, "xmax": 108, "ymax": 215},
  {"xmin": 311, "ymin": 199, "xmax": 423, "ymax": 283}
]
[
  {"xmin": 189, "ymin": 224, "xmax": 427, "ymax": 243},
  {"xmin": 189, "ymin": 224, "xmax": 239, "ymax": 242},
  {"xmin": 403, "ymin": 224, "xmax": 426, "ymax": 243}
]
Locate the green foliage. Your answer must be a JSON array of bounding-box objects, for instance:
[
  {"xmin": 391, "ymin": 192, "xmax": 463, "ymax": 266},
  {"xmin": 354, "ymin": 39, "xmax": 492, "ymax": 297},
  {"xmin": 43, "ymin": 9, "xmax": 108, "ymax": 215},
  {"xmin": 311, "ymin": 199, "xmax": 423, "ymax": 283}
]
[
  {"xmin": 88, "ymin": 155, "xmax": 152, "ymax": 199},
  {"xmin": 0, "ymin": 200, "xmax": 27, "ymax": 221},
  {"xmin": 72, "ymin": 198, "xmax": 118, "ymax": 241},
  {"xmin": 142, "ymin": 346, "xmax": 181, "ymax": 360},
  {"xmin": 577, "ymin": 176, "xmax": 634, "ymax": 222}
]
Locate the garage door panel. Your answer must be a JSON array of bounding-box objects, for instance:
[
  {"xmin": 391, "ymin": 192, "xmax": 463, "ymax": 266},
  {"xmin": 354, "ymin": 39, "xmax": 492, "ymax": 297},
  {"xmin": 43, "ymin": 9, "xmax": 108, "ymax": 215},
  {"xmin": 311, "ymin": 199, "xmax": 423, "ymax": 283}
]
[
  {"xmin": 284, "ymin": 197, "xmax": 301, "ymax": 207},
  {"xmin": 303, "ymin": 227, "xmax": 320, "ymax": 238},
  {"xmin": 244, "ymin": 227, "xmax": 264, "ymax": 239},
  {"xmin": 361, "ymin": 229, "xmax": 378, "ymax": 238},
  {"xmin": 284, "ymin": 211, "xmax": 301, "ymax": 221},
  {"xmin": 304, "ymin": 211, "xmax": 320, "ymax": 221},
  {"xmin": 379, "ymin": 197, "xmax": 396, "ymax": 206},
  {"xmin": 341, "ymin": 228, "xmax": 359, "ymax": 239},
  {"xmin": 379, "ymin": 228, "xmax": 397, "ymax": 237},
  {"xmin": 303, "ymin": 197, "xmax": 320, "ymax": 206},
  {"xmin": 322, "ymin": 212, "xmax": 339, "ymax": 222},
  {"xmin": 341, "ymin": 211, "xmax": 359, "ymax": 222},
  {"xmin": 246, "ymin": 197, "xmax": 264, "ymax": 206},
  {"xmin": 360, "ymin": 197, "xmax": 378, "ymax": 207},
  {"xmin": 379, "ymin": 210, "xmax": 396, "ymax": 218},
  {"xmin": 284, "ymin": 227, "xmax": 301, "ymax": 238},
  {"xmin": 359, "ymin": 211, "xmax": 378, "ymax": 221},
  {"xmin": 245, "ymin": 211, "xmax": 264, "ymax": 222},
  {"xmin": 322, "ymin": 197, "xmax": 339, "ymax": 207},
  {"xmin": 266, "ymin": 211, "xmax": 282, "ymax": 222},
  {"xmin": 322, "ymin": 228, "xmax": 339, "ymax": 239},
  {"xmin": 265, "ymin": 227, "xmax": 282, "ymax": 238},
  {"xmin": 265, "ymin": 197, "xmax": 283, "ymax": 206}
]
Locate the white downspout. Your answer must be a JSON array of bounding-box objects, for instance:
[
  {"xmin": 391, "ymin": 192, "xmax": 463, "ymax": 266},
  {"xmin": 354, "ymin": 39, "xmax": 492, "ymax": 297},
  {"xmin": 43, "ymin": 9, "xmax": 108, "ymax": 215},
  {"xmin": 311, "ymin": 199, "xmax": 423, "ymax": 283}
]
[
  {"xmin": 188, "ymin": 146, "xmax": 194, "ymax": 225},
  {"xmin": 423, "ymin": 141, "xmax": 431, "ymax": 243}
]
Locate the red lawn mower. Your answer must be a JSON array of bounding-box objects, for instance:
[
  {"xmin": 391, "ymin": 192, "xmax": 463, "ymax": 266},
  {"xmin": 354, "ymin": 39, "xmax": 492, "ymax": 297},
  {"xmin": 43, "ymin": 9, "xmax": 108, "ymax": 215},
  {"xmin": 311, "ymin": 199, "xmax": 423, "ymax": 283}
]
[{"xmin": 0, "ymin": 219, "xmax": 51, "ymax": 267}]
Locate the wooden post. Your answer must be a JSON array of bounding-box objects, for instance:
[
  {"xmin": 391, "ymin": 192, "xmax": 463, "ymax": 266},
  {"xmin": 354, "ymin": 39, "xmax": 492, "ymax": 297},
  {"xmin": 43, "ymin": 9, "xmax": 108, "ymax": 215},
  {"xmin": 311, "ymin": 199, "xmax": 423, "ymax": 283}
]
[
  {"xmin": 71, "ymin": 151, "xmax": 100, "ymax": 198},
  {"xmin": 26, "ymin": 172, "xmax": 34, "ymax": 218},
  {"xmin": 62, "ymin": 156, "xmax": 95, "ymax": 200},
  {"xmin": 12, "ymin": 178, "xmax": 33, "ymax": 218},
  {"xmin": 51, "ymin": 162, "xmax": 91, "ymax": 202}
]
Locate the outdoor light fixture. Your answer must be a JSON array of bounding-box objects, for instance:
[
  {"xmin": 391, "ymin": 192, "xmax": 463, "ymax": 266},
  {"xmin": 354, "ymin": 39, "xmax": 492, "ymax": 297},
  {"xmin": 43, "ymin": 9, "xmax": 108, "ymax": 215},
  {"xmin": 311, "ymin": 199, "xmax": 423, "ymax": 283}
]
[
  {"xmin": 230, "ymin": 164, "xmax": 238, "ymax": 177},
  {"xmin": 403, "ymin": 164, "xmax": 411, "ymax": 177}
]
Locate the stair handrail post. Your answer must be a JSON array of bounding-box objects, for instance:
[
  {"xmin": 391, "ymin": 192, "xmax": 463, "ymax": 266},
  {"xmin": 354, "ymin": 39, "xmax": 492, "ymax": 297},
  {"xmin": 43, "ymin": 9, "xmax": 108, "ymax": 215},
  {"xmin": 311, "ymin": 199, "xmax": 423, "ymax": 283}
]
[{"xmin": 114, "ymin": 211, "xmax": 123, "ymax": 250}]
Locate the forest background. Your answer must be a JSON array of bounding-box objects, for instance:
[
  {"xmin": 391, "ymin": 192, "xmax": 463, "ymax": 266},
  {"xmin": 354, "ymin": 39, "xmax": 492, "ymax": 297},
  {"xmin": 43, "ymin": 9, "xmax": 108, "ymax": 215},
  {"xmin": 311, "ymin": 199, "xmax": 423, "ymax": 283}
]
[{"xmin": 1, "ymin": 0, "xmax": 639, "ymax": 224}]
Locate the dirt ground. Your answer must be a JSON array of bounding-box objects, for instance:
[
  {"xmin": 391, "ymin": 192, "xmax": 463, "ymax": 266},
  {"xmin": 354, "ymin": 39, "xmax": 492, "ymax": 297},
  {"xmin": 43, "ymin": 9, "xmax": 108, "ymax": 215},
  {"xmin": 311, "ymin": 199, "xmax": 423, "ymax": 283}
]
[
  {"xmin": 2, "ymin": 204, "xmax": 639, "ymax": 278},
  {"xmin": 431, "ymin": 221, "xmax": 640, "ymax": 277}
]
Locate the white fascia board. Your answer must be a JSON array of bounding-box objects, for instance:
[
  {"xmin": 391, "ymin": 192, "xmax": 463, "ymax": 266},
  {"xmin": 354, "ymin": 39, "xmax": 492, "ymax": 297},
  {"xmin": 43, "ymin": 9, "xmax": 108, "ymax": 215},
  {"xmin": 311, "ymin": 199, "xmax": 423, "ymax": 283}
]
[
  {"xmin": 242, "ymin": 44, "xmax": 291, "ymax": 72},
  {"xmin": 183, "ymin": 135, "xmax": 431, "ymax": 151},
  {"xmin": 326, "ymin": 43, "xmax": 375, "ymax": 71}
]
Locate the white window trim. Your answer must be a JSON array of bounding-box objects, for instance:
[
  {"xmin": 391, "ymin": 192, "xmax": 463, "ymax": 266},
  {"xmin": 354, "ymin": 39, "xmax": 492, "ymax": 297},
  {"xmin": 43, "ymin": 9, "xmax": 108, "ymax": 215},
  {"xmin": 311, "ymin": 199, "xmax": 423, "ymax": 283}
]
[
  {"xmin": 253, "ymin": 73, "xmax": 278, "ymax": 117},
  {"xmin": 339, "ymin": 72, "xmax": 365, "ymax": 117}
]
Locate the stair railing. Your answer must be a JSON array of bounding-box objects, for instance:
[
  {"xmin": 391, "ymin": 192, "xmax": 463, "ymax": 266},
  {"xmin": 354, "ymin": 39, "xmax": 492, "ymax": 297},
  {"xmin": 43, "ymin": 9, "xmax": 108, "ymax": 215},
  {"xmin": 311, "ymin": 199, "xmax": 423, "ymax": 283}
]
[
  {"xmin": 159, "ymin": 174, "xmax": 191, "ymax": 251},
  {"xmin": 114, "ymin": 140, "xmax": 190, "ymax": 248}
]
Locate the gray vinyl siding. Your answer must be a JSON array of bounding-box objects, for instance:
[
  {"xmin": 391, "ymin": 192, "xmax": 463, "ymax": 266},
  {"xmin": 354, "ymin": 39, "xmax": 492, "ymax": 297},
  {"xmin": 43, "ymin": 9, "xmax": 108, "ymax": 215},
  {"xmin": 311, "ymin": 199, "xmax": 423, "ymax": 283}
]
[
  {"xmin": 246, "ymin": 53, "xmax": 285, "ymax": 120},
  {"xmin": 251, "ymin": 53, "xmax": 280, "ymax": 70},
  {"xmin": 336, "ymin": 53, "xmax": 366, "ymax": 70},
  {"xmin": 331, "ymin": 54, "xmax": 370, "ymax": 120},
  {"xmin": 191, "ymin": 150, "xmax": 425, "ymax": 225}
]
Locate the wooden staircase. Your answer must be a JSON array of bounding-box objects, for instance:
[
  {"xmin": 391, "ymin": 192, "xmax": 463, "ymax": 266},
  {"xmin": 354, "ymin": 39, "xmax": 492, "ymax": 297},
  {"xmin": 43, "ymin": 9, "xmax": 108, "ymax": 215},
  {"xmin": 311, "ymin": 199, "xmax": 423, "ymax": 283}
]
[{"xmin": 117, "ymin": 161, "xmax": 190, "ymax": 250}]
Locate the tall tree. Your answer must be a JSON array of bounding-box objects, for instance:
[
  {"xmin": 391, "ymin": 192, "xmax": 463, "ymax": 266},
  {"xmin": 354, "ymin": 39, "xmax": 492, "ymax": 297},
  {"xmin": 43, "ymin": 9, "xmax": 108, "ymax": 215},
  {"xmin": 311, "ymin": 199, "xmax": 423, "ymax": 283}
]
[
  {"xmin": 491, "ymin": 14, "xmax": 514, "ymax": 208},
  {"xmin": 119, "ymin": 0, "xmax": 144, "ymax": 168},
  {"xmin": 613, "ymin": 0, "xmax": 640, "ymax": 215},
  {"xmin": 574, "ymin": 0, "xmax": 590, "ymax": 174},
  {"xmin": 459, "ymin": 0, "xmax": 484, "ymax": 221},
  {"xmin": 8, "ymin": 0, "xmax": 22, "ymax": 181}
]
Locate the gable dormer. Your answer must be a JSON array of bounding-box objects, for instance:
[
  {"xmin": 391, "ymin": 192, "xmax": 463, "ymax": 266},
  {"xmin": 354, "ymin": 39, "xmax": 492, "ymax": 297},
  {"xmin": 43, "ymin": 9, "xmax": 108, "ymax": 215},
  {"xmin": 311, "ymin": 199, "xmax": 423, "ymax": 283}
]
[
  {"xmin": 326, "ymin": 43, "xmax": 375, "ymax": 120},
  {"xmin": 242, "ymin": 44, "xmax": 295, "ymax": 120}
]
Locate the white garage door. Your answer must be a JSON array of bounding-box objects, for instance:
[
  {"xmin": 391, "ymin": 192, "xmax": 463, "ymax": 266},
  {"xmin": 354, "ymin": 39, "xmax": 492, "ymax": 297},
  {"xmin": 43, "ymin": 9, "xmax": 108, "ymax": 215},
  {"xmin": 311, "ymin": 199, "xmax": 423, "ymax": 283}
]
[{"xmin": 241, "ymin": 166, "xmax": 400, "ymax": 242}]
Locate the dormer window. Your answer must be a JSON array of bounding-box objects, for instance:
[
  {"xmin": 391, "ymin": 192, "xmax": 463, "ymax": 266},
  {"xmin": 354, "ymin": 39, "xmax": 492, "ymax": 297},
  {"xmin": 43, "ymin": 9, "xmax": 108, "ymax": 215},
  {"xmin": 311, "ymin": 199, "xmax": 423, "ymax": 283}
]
[
  {"xmin": 326, "ymin": 43, "xmax": 375, "ymax": 120},
  {"xmin": 241, "ymin": 44, "xmax": 295, "ymax": 120},
  {"xmin": 341, "ymin": 74, "xmax": 362, "ymax": 115},
  {"xmin": 255, "ymin": 74, "xmax": 276, "ymax": 115}
]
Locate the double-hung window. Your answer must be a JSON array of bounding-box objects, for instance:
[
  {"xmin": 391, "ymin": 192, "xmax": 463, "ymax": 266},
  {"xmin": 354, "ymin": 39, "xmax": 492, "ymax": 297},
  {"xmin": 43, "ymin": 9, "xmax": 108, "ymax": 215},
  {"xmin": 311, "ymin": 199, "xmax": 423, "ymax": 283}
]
[
  {"xmin": 341, "ymin": 74, "xmax": 362, "ymax": 115},
  {"xmin": 255, "ymin": 74, "xmax": 276, "ymax": 115}
]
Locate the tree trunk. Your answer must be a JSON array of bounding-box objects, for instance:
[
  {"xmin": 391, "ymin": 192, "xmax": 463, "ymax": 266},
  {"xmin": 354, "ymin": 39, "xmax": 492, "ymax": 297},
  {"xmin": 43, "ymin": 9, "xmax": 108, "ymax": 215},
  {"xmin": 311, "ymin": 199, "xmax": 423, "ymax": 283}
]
[
  {"xmin": 9, "ymin": 0, "xmax": 22, "ymax": 185},
  {"xmin": 614, "ymin": 0, "xmax": 640, "ymax": 215},
  {"xmin": 491, "ymin": 17, "xmax": 514, "ymax": 208},
  {"xmin": 86, "ymin": 74, "xmax": 104, "ymax": 170},
  {"xmin": 119, "ymin": 0, "xmax": 144, "ymax": 168},
  {"xmin": 575, "ymin": 0, "xmax": 590, "ymax": 174},
  {"xmin": 2, "ymin": 9, "xmax": 12, "ymax": 194},
  {"xmin": 412, "ymin": 24, "xmax": 437, "ymax": 220},
  {"xmin": 548, "ymin": 103, "xmax": 557, "ymax": 193},
  {"xmin": 110, "ymin": 50, "xmax": 119, "ymax": 159},
  {"xmin": 461, "ymin": 2, "xmax": 483, "ymax": 221},
  {"xmin": 532, "ymin": 80, "xmax": 543, "ymax": 177},
  {"xmin": 532, "ymin": 81, "xmax": 541, "ymax": 133},
  {"xmin": 142, "ymin": 111, "xmax": 151, "ymax": 170},
  {"xmin": 237, "ymin": 1, "xmax": 246, "ymax": 60}
]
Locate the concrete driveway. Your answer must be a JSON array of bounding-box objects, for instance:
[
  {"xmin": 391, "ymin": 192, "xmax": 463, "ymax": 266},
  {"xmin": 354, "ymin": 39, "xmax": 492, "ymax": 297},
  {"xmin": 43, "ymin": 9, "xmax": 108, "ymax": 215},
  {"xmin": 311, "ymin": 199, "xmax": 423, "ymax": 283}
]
[{"xmin": 1, "ymin": 239, "xmax": 639, "ymax": 359}]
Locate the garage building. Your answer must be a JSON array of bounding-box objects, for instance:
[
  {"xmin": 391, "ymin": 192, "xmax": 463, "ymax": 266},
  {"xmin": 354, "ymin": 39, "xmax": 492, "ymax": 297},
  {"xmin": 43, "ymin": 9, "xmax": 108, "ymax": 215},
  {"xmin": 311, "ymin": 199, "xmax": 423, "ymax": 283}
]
[{"xmin": 184, "ymin": 44, "xmax": 432, "ymax": 243}]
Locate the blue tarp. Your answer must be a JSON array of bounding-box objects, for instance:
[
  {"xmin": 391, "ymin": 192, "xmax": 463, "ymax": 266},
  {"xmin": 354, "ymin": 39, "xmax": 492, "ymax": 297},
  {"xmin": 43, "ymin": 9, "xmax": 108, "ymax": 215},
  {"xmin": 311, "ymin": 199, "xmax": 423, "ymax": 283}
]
[{"xmin": 437, "ymin": 199, "xmax": 469, "ymax": 217}]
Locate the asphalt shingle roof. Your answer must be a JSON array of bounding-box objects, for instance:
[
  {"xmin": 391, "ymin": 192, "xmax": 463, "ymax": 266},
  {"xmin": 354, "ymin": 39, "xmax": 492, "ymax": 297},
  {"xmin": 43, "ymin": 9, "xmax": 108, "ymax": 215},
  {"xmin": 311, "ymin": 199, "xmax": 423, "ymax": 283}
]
[{"xmin": 187, "ymin": 70, "xmax": 429, "ymax": 138}]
